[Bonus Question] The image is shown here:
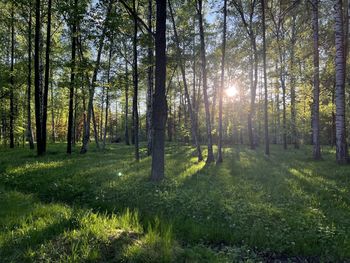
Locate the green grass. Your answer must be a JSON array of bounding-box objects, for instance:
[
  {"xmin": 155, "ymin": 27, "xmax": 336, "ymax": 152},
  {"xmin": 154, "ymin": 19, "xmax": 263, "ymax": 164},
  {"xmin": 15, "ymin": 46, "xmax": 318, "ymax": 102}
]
[{"xmin": 0, "ymin": 143, "xmax": 349, "ymax": 262}]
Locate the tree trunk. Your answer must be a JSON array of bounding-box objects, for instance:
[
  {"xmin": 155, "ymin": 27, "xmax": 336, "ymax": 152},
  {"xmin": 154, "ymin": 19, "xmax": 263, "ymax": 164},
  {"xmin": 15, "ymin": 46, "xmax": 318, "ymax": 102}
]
[
  {"xmin": 312, "ymin": 0, "xmax": 321, "ymax": 159},
  {"xmin": 278, "ymin": 44, "xmax": 287, "ymax": 150},
  {"xmin": 197, "ymin": 0, "xmax": 214, "ymax": 163},
  {"xmin": 92, "ymin": 105, "xmax": 100, "ymax": 149},
  {"xmin": 217, "ymin": 0, "xmax": 227, "ymax": 163},
  {"xmin": 34, "ymin": 0, "xmax": 43, "ymax": 155},
  {"xmin": 9, "ymin": 5, "xmax": 15, "ymax": 149},
  {"xmin": 261, "ymin": 0, "xmax": 269, "ymax": 155},
  {"xmin": 27, "ymin": 3, "xmax": 35, "ymax": 150},
  {"xmin": 67, "ymin": 0, "xmax": 77, "ymax": 154},
  {"xmin": 334, "ymin": 0, "xmax": 349, "ymax": 163},
  {"xmin": 146, "ymin": 0, "xmax": 153, "ymax": 156},
  {"xmin": 100, "ymin": 87, "xmax": 105, "ymax": 140},
  {"xmin": 80, "ymin": 1, "xmax": 111, "ymax": 154},
  {"xmin": 124, "ymin": 60, "xmax": 130, "ymax": 145},
  {"xmin": 42, "ymin": 0, "xmax": 52, "ymax": 153},
  {"xmin": 290, "ymin": 15, "xmax": 299, "ymax": 149},
  {"xmin": 168, "ymin": 0, "xmax": 203, "ymax": 161},
  {"xmin": 151, "ymin": 0, "xmax": 167, "ymax": 181},
  {"xmin": 103, "ymin": 44, "xmax": 113, "ymax": 149},
  {"xmin": 132, "ymin": 0, "xmax": 139, "ymax": 161},
  {"xmin": 50, "ymin": 73, "xmax": 55, "ymax": 143}
]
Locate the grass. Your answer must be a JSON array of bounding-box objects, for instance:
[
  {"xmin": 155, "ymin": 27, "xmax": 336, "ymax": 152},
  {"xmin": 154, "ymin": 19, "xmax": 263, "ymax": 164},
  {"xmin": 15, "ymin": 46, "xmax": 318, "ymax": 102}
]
[{"xmin": 0, "ymin": 143, "xmax": 349, "ymax": 262}]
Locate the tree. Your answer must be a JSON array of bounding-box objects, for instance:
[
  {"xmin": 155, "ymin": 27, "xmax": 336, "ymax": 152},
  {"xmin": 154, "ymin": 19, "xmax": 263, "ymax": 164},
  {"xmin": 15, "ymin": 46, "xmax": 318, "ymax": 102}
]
[
  {"xmin": 146, "ymin": 0, "xmax": 153, "ymax": 156},
  {"xmin": 233, "ymin": 0, "xmax": 259, "ymax": 150},
  {"xmin": 80, "ymin": 0, "xmax": 112, "ymax": 154},
  {"xmin": 217, "ymin": 0, "xmax": 227, "ymax": 163},
  {"xmin": 197, "ymin": 0, "xmax": 214, "ymax": 163},
  {"xmin": 334, "ymin": 0, "xmax": 349, "ymax": 163},
  {"xmin": 9, "ymin": 3, "xmax": 15, "ymax": 149},
  {"xmin": 27, "ymin": 1, "xmax": 35, "ymax": 150},
  {"xmin": 42, "ymin": 0, "xmax": 52, "ymax": 153},
  {"xmin": 132, "ymin": 0, "xmax": 139, "ymax": 161},
  {"xmin": 261, "ymin": 0, "xmax": 269, "ymax": 156},
  {"xmin": 151, "ymin": 0, "xmax": 167, "ymax": 181},
  {"xmin": 67, "ymin": 0, "xmax": 78, "ymax": 154},
  {"xmin": 34, "ymin": 0, "xmax": 43, "ymax": 155},
  {"xmin": 312, "ymin": 0, "xmax": 321, "ymax": 160},
  {"xmin": 168, "ymin": 0, "xmax": 203, "ymax": 162}
]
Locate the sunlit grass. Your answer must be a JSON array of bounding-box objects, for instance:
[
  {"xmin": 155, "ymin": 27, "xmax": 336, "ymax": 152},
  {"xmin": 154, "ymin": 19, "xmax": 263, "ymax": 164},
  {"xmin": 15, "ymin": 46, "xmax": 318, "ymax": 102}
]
[{"xmin": 0, "ymin": 143, "xmax": 349, "ymax": 261}]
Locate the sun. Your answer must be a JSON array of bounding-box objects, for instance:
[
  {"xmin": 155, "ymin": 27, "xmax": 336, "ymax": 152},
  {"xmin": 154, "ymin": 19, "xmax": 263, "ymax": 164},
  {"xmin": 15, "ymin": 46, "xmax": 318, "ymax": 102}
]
[{"xmin": 225, "ymin": 85, "xmax": 238, "ymax": 97}]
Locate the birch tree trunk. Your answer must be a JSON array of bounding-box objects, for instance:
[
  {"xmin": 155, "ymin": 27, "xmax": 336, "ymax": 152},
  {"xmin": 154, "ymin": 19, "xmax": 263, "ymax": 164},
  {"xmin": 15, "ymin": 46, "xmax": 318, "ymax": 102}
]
[
  {"xmin": 27, "ymin": 3, "xmax": 35, "ymax": 150},
  {"xmin": 334, "ymin": 0, "xmax": 349, "ymax": 163},
  {"xmin": 261, "ymin": 0, "xmax": 269, "ymax": 155},
  {"xmin": 312, "ymin": 0, "xmax": 321, "ymax": 159},
  {"xmin": 132, "ymin": 0, "xmax": 139, "ymax": 161},
  {"xmin": 9, "ymin": 5, "xmax": 15, "ymax": 149},
  {"xmin": 124, "ymin": 60, "xmax": 130, "ymax": 145}
]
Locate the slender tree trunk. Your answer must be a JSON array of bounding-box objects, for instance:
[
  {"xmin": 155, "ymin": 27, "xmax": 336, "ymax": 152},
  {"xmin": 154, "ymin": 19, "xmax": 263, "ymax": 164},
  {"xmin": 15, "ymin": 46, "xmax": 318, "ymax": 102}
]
[
  {"xmin": 34, "ymin": 0, "xmax": 43, "ymax": 155},
  {"xmin": 146, "ymin": 0, "xmax": 153, "ymax": 156},
  {"xmin": 217, "ymin": 0, "xmax": 227, "ymax": 163},
  {"xmin": 9, "ymin": 5, "xmax": 15, "ymax": 149},
  {"xmin": 290, "ymin": 16, "xmax": 299, "ymax": 149},
  {"xmin": 92, "ymin": 105, "xmax": 100, "ymax": 149},
  {"xmin": 334, "ymin": 0, "xmax": 349, "ymax": 163},
  {"xmin": 124, "ymin": 60, "xmax": 130, "ymax": 145},
  {"xmin": 27, "ymin": 4, "xmax": 35, "ymax": 149},
  {"xmin": 80, "ymin": 1, "xmax": 111, "ymax": 154},
  {"xmin": 197, "ymin": 0, "xmax": 214, "ymax": 163},
  {"xmin": 312, "ymin": 0, "xmax": 321, "ymax": 159},
  {"xmin": 50, "ymin": 74, "xmax": 55, "ymax": 142},
  {"xmin": 151, "ymin": 0, "xmax": 167, "ymax": 181},
  {"xmin": 169, "ymin": 0, "xmax": 203, "ymax": 161},
  {"xmin": 100, "ymin": 87, "xmax": 105, "ymax": 140},
  {"xmin": 132, "ymin": 0, "xmax": 139, "ymax": 161},
  {"xmin": 261, "ymin": 0, "xmax": 269, "ymax": 155},
  {"xmin": 41, "ymin": 0, "xmax": 52, "ymax": 153},
  {"xmin": 67, "ymin": 0, "xmax": 77, "ymax": 154},
  {"xmin": 278, "ymin": 45, "xmax": 287, "ymax": 150},
  {"xmin": 103, "ymin": 44, "xmax": 113, "ymax": 149}
]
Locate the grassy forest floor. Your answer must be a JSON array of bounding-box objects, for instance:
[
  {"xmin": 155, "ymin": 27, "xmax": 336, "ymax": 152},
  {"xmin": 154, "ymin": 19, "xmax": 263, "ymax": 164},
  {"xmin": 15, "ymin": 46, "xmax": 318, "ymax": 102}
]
[{"xmin": 0, "ymin": 143, "xmax": 349, "ymax": 262}]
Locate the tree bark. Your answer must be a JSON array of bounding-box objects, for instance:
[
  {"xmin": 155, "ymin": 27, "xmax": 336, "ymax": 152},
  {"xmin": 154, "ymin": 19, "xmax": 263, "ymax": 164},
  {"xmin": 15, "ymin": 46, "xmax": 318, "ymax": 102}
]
[
  {"xmin": 290, "ymin": 15, "xmax": 299, "ymax": 149},
  {"xmin": 151, "ymin": 0, "xmax": 167, "ymax": 181},
  {"xmin": 124, "ymin": 60, "xmax": 130, "ymax": 145},
  {"xmin": 312, "ymin": 0, "xmax": 321, "ymax": 159},
  {"xmin": 334, "ymin": 0, "xmax": 349, "ymax": 163},
  {"xmin": 27, "ymin": 3, "xmax": 35, "ymax": 150},
  {"xmin": 132, "ymin": 0, "xmax": 139, "ymax": 161},
  {"xmin": 217, "ymin": 0, "xmax": 227, "ymax": 163},
  {"xmin": 42, "ymin": 0, "xmax": 52, "ymax": 153},
  {"xmin": 34, "ymin": 0, "xmax": 43, "ymax": 155},
  {"xmin": 9, "ymin": 5, "xmax": 15, "ymax": 149},
  {"xmin": 197, "ymin": 0, "xmax": 214, "ymax": 163},
  {"xmin": 67, "ymin": 0, "xmax": 77, "ymax": 154},
  {"xmin": 103, "ymin": 43, "xmax": 113, "ymax": 149},
  {"xmin": 261, "ymin": 0, "xmax": 269, "ymax": 155},
  {"xmin": 146, "ymin": 0, "xmax": 153, "ymax": 156}
]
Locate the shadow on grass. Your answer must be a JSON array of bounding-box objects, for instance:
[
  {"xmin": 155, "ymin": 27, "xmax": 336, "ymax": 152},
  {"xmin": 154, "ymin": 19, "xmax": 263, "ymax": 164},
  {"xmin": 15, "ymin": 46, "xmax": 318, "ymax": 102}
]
[{"xmin": 0, "ymin": 143, "xmax": 350, "ymax": 261}]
